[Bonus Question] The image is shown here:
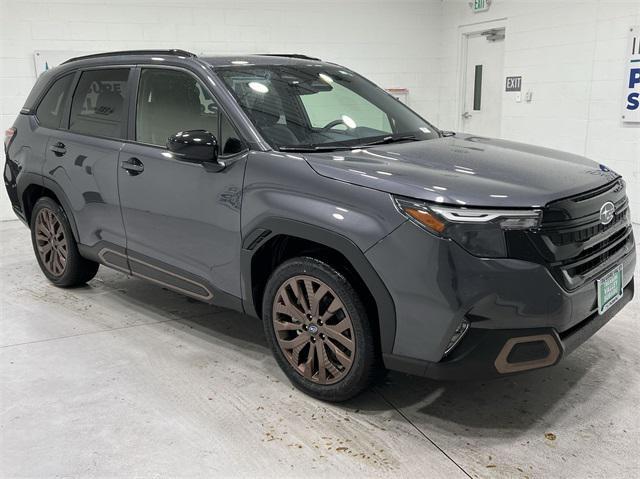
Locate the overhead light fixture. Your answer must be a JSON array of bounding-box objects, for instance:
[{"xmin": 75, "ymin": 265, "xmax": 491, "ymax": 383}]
[
  {"xmin": 341, "ymin": 115, "xmax": 357, "ymax": 128},
  {"xmin": 248, "ymin": 82, "xmax": 269, "ymax": 93}
]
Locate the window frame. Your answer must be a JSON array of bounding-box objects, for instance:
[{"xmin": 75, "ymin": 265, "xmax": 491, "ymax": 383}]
[
  {"xmin": 65, "ymin": 65, "xmax": 134, "ymax": 141},
  {"xmin": 129, "ymin": 65, "xmax": 248, "ymax": 158}
]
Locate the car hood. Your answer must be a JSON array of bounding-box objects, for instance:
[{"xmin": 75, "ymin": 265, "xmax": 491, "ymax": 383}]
[{"xmin": 302, "ymin": 134, "xmax": 619, "ymax": 208}]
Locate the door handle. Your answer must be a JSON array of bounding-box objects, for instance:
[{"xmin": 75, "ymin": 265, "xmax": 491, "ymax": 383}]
[
  {"xmin": 461, "ymin": 111, "xmax": 472, "ymax": 119},
  {"xmin": 121, "ymin": 157, "xmax": 144, "ymax": 175},
  {"xmin": 50, "ymin": 141, "xmax": 66, "ymax": 156}
]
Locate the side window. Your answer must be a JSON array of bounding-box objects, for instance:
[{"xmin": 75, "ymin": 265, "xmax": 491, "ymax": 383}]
[
  {"xmin": 136, "ymin": 69, "xmax": 219, "ymax": 147},
  {"xmin": 69, "ymin": 69, "xmax": 129, "ymax": 139},
  {"xmin": 36, "ymin": 74, "xmax": 74, "ymax": 129},
  {"xmin": 136, "ymin": 68, "xmax": 244, "ymax": 154}
]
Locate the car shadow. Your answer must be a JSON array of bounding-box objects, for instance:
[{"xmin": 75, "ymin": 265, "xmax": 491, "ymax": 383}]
[{"xmin": 92, "ymin": 271, "xmax": 616, "ymax": 437}]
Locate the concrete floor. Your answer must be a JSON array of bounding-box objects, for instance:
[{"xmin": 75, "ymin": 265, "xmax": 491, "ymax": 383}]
[{"xmin": 1, "ymin": 219, "xmax": 638, "ymax": 479}]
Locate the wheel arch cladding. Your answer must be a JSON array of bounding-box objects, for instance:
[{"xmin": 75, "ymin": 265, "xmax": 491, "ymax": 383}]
[
  {"xmin": 22, "ymin": 180, "xmax": 80, "ymax": 243},
  {"xmin": 241, "ymin": 218, "xmax": 396, "ymax": 355}
]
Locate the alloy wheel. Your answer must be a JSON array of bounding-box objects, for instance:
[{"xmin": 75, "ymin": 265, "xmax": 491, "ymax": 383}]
[
  {"xmin": 34, "ymin": 208, "xmax": 68, "ymax": 277},
  {"xmin": 272, "ymin": 275, "xmax": 355, "ymax": 384}
]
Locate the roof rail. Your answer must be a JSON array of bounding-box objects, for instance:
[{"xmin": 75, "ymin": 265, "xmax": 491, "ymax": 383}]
[
  {"xmin": 257, "ymin": 53, "xmax": 322, "ymax": 61},
  {"xmin": 62, "ymin": 49, "xmax": 197, "ymax": 64}
]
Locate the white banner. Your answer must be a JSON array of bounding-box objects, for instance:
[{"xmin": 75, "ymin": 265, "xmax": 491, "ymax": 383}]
[{"xmin": 622, "ymin": 26, "xmax": 640, "ymax": 122}]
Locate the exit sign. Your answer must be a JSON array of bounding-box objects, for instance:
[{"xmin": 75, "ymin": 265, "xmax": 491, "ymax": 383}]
[{"xmin": 470, "ymin": 0, "xmax": 491, "ymax": 13}]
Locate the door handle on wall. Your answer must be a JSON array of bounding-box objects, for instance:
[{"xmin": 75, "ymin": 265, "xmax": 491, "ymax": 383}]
[
  {"xmin": 461, "ymin": 111, "xmax": 472, "ymax": 119},
  {"xmin": 49, "ymin": 142, "xmax": 66, "ymax": 156},
  {"xmin": 120, "ymin": 157, "xmax": 144, "ymax": 175}
]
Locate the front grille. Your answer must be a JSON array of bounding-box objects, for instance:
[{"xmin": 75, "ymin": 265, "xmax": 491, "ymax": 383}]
[
  {"xmin": 546, "ymin": 207, "xmax": 628, "ymax": 246},
  {"xmin": 507, "ymin": 179, "xmax": 634, "ymax": 291}
]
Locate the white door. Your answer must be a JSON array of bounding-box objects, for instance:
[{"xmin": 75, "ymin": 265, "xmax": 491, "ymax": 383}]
[{"xmin": 461, "ymin": 29, "xmax": 505, "ymax": 137}]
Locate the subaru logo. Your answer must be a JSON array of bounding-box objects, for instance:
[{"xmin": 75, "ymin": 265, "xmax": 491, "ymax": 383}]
[
  {"xmin": 600, "ymin": 202, "xmax": 615, "ymax": 225},
  {"xmin": 308, "ymin": 324, "xmax": 319, "ymax": 335}
]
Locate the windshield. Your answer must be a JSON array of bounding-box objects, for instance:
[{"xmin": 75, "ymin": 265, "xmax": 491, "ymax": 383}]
[{"xmin": 216, "ymin": 64, "xmax": 440, "ymax": 151}]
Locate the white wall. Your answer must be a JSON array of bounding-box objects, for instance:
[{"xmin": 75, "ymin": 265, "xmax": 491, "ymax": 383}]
[
  {"xmin": 1, "ymin": 0, "xmax": 638, "ymax": 223},
  {"xmin": 438, "ymin": 0, "xmax": 640, "ymax": 223},
  {"xmin": 0, "ymin": 0, "xmax": 442, "ymax": 220}
]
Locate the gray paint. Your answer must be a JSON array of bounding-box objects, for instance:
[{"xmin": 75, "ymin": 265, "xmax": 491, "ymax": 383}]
[
  {"xmin": 4, "ymin": 51, "xmax": 635, "ymax": 377},
  {"xmin": 302, "ymin": 134, "xmax": 620, "ymax": 208},
  {"xmin": 118, "ymin": 143, "xmax": 247, "ymax": 298}
]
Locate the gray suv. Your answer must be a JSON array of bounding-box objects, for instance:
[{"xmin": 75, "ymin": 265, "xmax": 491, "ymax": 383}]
[{"xmin": 4, "ymin": 50, "xmax": 635, "ymax": 401}]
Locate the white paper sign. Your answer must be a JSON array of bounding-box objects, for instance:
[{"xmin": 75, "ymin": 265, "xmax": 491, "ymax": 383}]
[
  {"xmin": 33, "ymin": 50, "xmax": 93, "ymax": 76},
  {"xmin": 622, "ymin": 26, "xmax": 640, "ymax": 122}
]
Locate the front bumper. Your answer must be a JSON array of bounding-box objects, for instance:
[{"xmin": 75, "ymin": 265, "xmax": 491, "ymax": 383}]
[
  {"xmin": 366, "ymin": 220, "xmax": 636, "ymax": 380},
  {"xmin": 383, "ymin": 279, "xmax": 633, "ymax": 379}
]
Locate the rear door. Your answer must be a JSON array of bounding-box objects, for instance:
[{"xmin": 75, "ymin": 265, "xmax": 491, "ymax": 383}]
[
  {"xmin": 44, "ymin": 67, "xmax": 132, "ymax": 270},
  {"xmin": 117, "ymin": 66, "xmax": 247, "ymax": 307}
]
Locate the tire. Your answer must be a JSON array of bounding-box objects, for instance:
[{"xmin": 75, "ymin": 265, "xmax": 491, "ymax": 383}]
[
  {"xmin": 30, "ymin": 197, "xmax": 99, "ymax": 287},
  {"xmin": 262, "ymin": 256, "xmax": 377, "ymax": 402}
]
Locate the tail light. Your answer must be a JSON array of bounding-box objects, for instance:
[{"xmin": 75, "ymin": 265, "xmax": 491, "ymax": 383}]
[{"xmin": 4, "ymin": 127, "xmax": 16, "ymax": 154}]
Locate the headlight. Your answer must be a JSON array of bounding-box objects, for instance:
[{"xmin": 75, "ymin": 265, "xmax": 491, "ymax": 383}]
[{"xmin": 394, "ymin": 196, "xmax": 541, "ymax": 257}]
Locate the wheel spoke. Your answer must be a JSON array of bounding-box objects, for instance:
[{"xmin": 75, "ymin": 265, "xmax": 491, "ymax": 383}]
[
  {"xmin": 324, "ymin": 327, "xmax": 354, "ymax": 352},
  {"xmin": 303, "ymin": 342, "xmax": 316, "ymax": 379},
  {"xmin": 278, "ymin": 333, "xmax": 309, "ymax": 350},
  {"xmin": 291, "ymin": 341, "xmax": 307, "ymax": 365},
  {"xmin": 291, "ymin": 280, "xmax": 310, "ymax": 313},
  {"xmin": 316, "ymin": 340, "xmax": 327, "ymax": 382},
  {"xmin": 303, "ymin": 279, "xmax": 316, "ymax": 314},
  {"xmin": 273, "ymin": 319, "xmax": 301, "ymax": 331},
  {"xmin": 312, "ymin": 284, "xmax": 329, "ymax": 317},
  {"xmin": 328, "ymin": 317, "xmax": 351, "ymax": 334},
  {"xmin": 324, "ymin": 338, "xmax": 352, "ymax": 369},
  {"xmin": 319, "ymin": 297, "xmax": 341, "ymax": 322},
  {"xmin": 38, "ymin": 242, "xmax": 52, "ymax": 255},
  {"xmin": 275, "ymin": 301, "xmax": 306, "ymax": 324}
]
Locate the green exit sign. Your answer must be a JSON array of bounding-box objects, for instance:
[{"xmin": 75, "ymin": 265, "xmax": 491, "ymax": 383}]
[{"xmin": 471, "ymin": 0, "xmax": 491, "ymax": 13}]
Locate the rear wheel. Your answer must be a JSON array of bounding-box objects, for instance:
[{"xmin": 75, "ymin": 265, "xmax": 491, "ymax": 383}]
[
  {"xmin": 263, "ymin": 257, "xmax": 377, "ymax": 401},
  {"xmin": 30, "ymin": 197, "xmax": 99, "ymax": 287}
]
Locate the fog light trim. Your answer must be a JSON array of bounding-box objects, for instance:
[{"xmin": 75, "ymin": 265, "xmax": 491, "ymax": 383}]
[
  {"xmin": 494, "ymin": 334, "xmax": 560, "ymax": 374},
  {"xmin": 443, "ymin": 320, "xmax": 470, "ymax": 357}
]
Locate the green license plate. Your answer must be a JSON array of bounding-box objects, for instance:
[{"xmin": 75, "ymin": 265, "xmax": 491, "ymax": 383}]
[{"xmin": 596, "ymin": 265, "xmax": 623, "ymax": 315}]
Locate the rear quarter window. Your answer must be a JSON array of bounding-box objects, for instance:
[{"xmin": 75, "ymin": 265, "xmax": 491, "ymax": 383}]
[{"xmin": 35, "ymin": 74, "xmax": 74, "ymax": 129}]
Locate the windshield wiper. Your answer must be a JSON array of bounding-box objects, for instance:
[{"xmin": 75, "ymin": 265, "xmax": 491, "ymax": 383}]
[
  {"xmin": 278, "ymin": 134, "xmax": 420, "ymax": 152},
  {"xmin": 356, "ymin": 134, "xmax": 419, "ymax": 148},
  {"xmin": 278, "ymin": 145, "xmax": 353, "ymax": 152}
]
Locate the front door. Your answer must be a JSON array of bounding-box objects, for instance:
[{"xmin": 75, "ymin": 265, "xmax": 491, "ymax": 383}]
[
  {"xmin": 461, "ymin": 28, "xmax": 506, "ymax": 137},
  {"xmin": 117, "ymin": 67, "xmax": 247, "ymax": 306}
]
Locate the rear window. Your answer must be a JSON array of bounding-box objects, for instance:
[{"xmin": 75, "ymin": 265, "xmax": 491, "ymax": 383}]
[
  {"xmin": 35, "ymin": 74, "xmax": 74, "ymax": 129},
  {"xmin": 69, "ymin": 69, "xmax": 130, "ymax": 139}
]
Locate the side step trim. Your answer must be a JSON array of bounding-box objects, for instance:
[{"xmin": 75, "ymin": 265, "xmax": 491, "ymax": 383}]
[{"xmin": 98, "ymin": 248, "xmax": 213, "ymax": 301}]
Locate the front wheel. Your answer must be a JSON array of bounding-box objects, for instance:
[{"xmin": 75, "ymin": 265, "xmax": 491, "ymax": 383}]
[{"xmin": 262, "ymin": 257, "xmax": 377, "ymax": 402}]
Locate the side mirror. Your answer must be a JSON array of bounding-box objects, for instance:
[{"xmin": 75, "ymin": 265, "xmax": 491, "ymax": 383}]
[{"xmin": 167, "ymin": 130, "xmax": 219, "ymax": 164}]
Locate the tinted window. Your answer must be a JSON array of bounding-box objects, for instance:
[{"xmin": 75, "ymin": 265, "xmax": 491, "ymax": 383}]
[
  {"xmin": 136, "ymin": 68, "xmax": 243, "ymax": 154},
  {"xmin": 69, "ymin": 69, "xmax": 129, "ymax": 138},
  {"xmin": 36, "ymin": 74, "xmax": 74, "ymax": 129}
]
